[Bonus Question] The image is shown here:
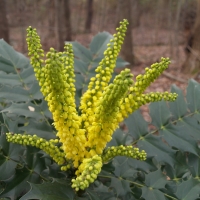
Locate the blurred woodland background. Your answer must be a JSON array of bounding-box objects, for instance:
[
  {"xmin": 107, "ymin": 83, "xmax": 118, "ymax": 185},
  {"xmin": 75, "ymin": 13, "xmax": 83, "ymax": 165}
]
[{"xmin": 0, "ymin": 0, "xmax": 200, "ymax": 89}]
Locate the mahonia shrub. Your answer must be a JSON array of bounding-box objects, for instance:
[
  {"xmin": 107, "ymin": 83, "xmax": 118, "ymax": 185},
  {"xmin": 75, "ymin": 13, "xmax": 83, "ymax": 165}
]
[{"xmin": 6, "ymin": 19, "xmax": 177, "ymax": 192}]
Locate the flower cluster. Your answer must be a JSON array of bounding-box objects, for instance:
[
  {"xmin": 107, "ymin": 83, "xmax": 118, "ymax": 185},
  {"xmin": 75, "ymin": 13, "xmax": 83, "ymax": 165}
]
[
  {"xmin": 43, "ymin": 46, "xmax": 86, "ymax": 167},
  {"xmin": 6, "ymin": 133, "xmax": 70, "ymax": 169},
  {"xmin": 80, "ymin": 20, "xmax": 128, "ymax": 135},
  {"xmin": 6, "ymin": 19, "xmax": 178, "ymax": 191},
  {"xmin": 26, "ymin": 27, "xmax": 45, "ymax": 90},
  {"xmin": 117, "ymin": 57, "xmax": 178, "ymax": 120},
  {"xmin": 71, "ymin": 155, "xmax": 102, "ymax": 191},
  {"xmin": 27, "ymin": 27, "xmax": 87, "ymax": 167},
  {"xmin": 85, "ymin": 68, "xmax": 134, "ymax": 157},
  {"xmin": 102, "ymin": 145, "xmax": 147, "ymax": 163}
]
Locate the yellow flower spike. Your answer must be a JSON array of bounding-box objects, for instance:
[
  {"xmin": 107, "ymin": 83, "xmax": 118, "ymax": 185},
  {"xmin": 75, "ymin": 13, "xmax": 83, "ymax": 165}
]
[
  {"xmin": 85, "ymin": 68, "xmax": 133, "ymax": 156},
  {"xmin": 117, "ymin": 58, "xmax": 178, "ymax": 121},
  {"xmin": 72, "ymin": 155, "xmax": 102, "ymax": 191},
  {"xmin": 80, "ymin": 19, "xmax": 129, "ymax": 128},
  {"xmin": 38, "ymin": 46, "xmax": 86, "ymax": 166},
  {"xmin": 6, "ymin": 133, "xmax": 70, "ymax": 168},
  {"xmin": 26, "ymin": 26, "xmax": 45, "ymax": 94},
  {"xmin": 133, "ymin": 57, "xmax": 171, "ymax": 95},
  {"xmin": 63, "ymin": 43, "xmax": 76, "ymax": 99},
  {"xmin": 102, "ymin": 145, "xmax": 147, "ymax": 163}
]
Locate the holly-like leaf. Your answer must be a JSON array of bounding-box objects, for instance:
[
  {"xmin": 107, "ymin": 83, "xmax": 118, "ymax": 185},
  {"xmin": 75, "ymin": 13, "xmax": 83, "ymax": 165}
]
[
  {"xmin": 182, "ymin": 114, "xmax": 200, "ymax": 140},
  {"xmin": 175, "ymin": 178, "xmax": 200, "ymax": 200},
  {"xmin": 141, "ymin": 186, "xmax": 166, "ymax": 200},
  {"xmin": 84, "ymin": 189, "xmax": 101, "ymax": 200},
  {"xmin": 19, "ymin": 119, "xmax": 56, "ymax": 140},
  {"xmin": 89, "ymin": 32, "xmax": 113, "ymax": 56},
  {"xmin": 107, "ymin": 129, "xmax": 128, "ymax": 147},
  {"xmin": 169, "ymin": 85, "xmax": 188, "ymax": 119},
  {"xmin": 164, "ymin": 151, "xmax": 189, "ymax": 179},
  {"xmin": 94, "ymin": 182, "xmax": 115, "ymax": 199},
  {"xmin": 127, "ymin": 158, "xmax": 157, "ymax": 173},
  {"xmin": 113, "ymin": 157, "xmax": 137, "ymax": 178},
  {"xmin": 72, "ymin": 41, "xmax": 93, "ymax": 62},
  {"xmin": 2, "ymin": 102, "xmax": 45, "ymax": 120},
  {"xmin": 0, "ymin": 39, "xmax": 31, "ymax": 73},
  {"xmin": 149, "ymin": 100, "xmax": 171, "ymax": 129},
  {"xmin": 186, "ymin": 79, "xmax": 200, "ymax": 112},
  {"xmin": 125, "ymin": 109, "xmax": 149, "ymax": 141},
  {"xmin": 19, "ymin": 180, "xmax": 75, "ymax": 200},
  {"xmin": 160, "ymin": 123, "xmax": 199, "ymax": 155},
  {"xmin": 24, "ymin": 146, "xmax": 47, "ymax": 175},
  {"xmin": 137, "ymin": 134, "xmax": 176, "ymax": 166},
  {"xmin": 188, "ymin": 154, "xmax": 200, "ymax": 178},
  {"xmin": 0, "ymin": 167, "xmax": 34, "ymax": 200},
  {"xmin": 110, "ymin": 177, "xmax": 131, "ymax": 197},
  {"xmin": 0, "ymin": 134, "xmax": 24, "ymax": 180},
  {"xmin": 144, "ymin": 169, "xmax": 168, "ymax": 189}
]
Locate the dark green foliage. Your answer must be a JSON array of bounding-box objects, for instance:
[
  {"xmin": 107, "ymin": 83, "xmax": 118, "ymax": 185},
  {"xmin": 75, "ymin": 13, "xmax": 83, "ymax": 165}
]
[{"xmin": 0, "ymin": 33, "xmax": 200, "ymax": 200}]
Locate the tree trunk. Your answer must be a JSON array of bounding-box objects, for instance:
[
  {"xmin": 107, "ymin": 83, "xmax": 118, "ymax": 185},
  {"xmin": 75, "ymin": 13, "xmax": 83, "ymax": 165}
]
[
  {"xmin": 173, "ymin": 0, "xmax": 182, "ymax": 62},
  {"xmin": 120, "ymin": 0, "xmax": 134, "ymax": 67},
  {"xmin": 55, "ymin": 0, "xmax": 64, "ymax": 51},
  {"xmin": 0, "ymin": 0, "xmax": 9, "ymax": 43},
  {"xmin": 182, "ymin": 1, "xmax": 200, "ymax": 74},
  {"xmin": 85, "ymin": 0, "xmax": 93, "ymax": 33},
  {"xmin": 131, "ymin": 0, "xmax": 141, "ymax": 28},
  {"xmin": 64, "ymin": 0, "xmax": 72, "ymax": 41}
]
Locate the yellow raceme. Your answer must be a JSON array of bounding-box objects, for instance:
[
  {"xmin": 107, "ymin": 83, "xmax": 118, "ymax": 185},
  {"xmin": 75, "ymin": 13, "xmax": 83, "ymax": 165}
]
[{"xmin": 5, "ymin": 19, "xmax": 178, "ymax": 191}]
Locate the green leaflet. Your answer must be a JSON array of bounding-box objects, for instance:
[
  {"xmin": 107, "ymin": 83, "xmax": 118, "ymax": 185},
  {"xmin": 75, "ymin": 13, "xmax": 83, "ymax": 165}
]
[
  {"xmin": 110, "ymin": 177, "xmax": 132, "ymax": 197},
  {"xmin": 186, "ymin": 79, "xmax": 200, "ymax": 112},
  {"xmin": 141, "ymin": 187, "xmax": 166, "ymax": 200},
  {"xmin": 144, "ymin": 170, "xmax": 168, "ymax": 189},
  {"xmin": 175, "ymin": 178, "xmax": 200, "ymax": 200},
  {"xmin": 0, "ymin": 134, "xmax": 24, "ymax": 181},
  {"xmin": 125, "ymin": 109, "xmax": 149, "ymax": 141},
  {"xmin": 169, "ymin": 85, "xmax": 187, "ymax": 118},
  {"xmin": 0, "ymin": 40, "xmax": 31, "ymax": 73},
  {"xmin": 150, "ymin": 100, "xmax": 172, "ymax": 128},
  {"xmin": 19, "ymin": 180, "xmax": 74, "ymax": 200},
  {"xmin": 0, "ymin": 148, "xmax": 47, "ymax": 200},
  {"xmin": 89, "ymin": 32, "xmax": 113, "ymax": 56}
]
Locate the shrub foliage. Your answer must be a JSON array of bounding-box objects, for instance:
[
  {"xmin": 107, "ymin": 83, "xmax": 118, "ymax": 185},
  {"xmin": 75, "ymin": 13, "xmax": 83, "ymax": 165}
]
[{"xmin": 0, "ymin": 20, "xmax": 199, "ymax": 200}]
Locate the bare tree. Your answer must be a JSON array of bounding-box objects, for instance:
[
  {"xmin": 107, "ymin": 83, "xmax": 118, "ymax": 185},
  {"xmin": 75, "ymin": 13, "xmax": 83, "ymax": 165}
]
[
  {"xmin": 131, "ymin": 0, "xmax": 141, "ymax": 28},
  {"xmin": 120, "ymin": 0, "xmax": 134, "ymax": 66},
  {"xmin": 55, "ymin": 0, "xmax": 64, "ymax": 51},
  {"xmin": 64, "ymin": 0, "xmax": 72, "ymax": 41},
  {"xmin": 182, "ymin": 0, "xmax": 200, "ymax": 74},
  {"xmin": 85, "ymin": 0, "xmax": 93, "ymax": 33},
  {"xmin": 0, "ymin": 0, "xmax": 9, "ymax": 43}
]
